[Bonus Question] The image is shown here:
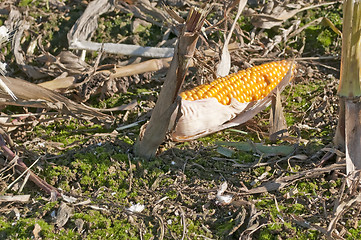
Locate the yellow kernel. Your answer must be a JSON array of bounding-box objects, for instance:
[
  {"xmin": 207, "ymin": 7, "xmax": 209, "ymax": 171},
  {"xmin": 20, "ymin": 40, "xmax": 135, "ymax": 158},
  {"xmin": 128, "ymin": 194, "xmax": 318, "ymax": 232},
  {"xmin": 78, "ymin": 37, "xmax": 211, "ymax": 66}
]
[
  {"xmin": 215, "ymin": 94, "xmax": 222, "ymax": 102},
  {"xmin": 180, "ymin": 92, "xmax": 187, "ymax": 99}
]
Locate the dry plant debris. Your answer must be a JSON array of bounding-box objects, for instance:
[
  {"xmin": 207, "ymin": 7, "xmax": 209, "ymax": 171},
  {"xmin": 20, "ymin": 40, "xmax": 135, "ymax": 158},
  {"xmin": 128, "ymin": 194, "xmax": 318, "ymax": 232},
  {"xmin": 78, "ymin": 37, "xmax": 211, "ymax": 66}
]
[{"xmin": 0, "ymin": 0, "xmax": 358, "ymax": 239}]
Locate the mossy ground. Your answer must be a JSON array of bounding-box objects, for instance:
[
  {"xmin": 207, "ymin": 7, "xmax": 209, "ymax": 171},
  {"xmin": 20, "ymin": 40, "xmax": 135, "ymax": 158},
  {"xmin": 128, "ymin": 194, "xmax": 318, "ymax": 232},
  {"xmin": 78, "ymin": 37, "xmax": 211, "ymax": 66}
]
[{"xmin": 0, "ymin": 1, "xmax": 356, "ymax": 239}]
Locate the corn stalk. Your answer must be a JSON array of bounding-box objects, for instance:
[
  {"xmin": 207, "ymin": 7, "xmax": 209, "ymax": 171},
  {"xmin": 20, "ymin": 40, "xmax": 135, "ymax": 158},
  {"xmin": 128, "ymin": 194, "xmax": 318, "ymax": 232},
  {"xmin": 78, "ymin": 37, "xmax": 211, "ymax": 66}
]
[
  {"xmin": 335, "ymin": 0, "xmax": 361, "ymax": 179},
  {"xmin": 134, "ymin": 8, "xmax": 207, "ymax": 159}
]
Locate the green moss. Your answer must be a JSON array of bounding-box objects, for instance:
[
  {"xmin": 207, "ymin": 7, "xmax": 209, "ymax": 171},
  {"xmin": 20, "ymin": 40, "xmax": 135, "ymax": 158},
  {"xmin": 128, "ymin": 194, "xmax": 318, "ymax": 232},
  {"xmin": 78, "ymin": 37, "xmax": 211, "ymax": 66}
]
[
  {"xmin": 253, "ymin": 166, "xmax": 267, "ymax": 176},
  {"xmin": 216, "ymin": 219, "xmax": 235, "ymax": 236},
  {"xmin": 305, "ymin": 141, "xmax": 325, "ymax": 155},
  {"xmin": 258, "ymin": 229, "xmax": 275, "ymax": 240},
  {"xmin": 197, "ymin": 135, "xmax": 219, "ymax": 145},
  {"xmin": 0, "ymin": 216, "xmax": 79, "ymax": 239},
  {"xmin": 42, "ymin": 147, "xmax": 133, "ymax": 199},
  {"xmin": 297, "ymin": 181, "xmax": 318, "ymax": 196},
  {"xmin": 73, "ymin": 211, "xmax": 142, "ymax": 239},
  {"xmin": 33, "ymin": 119, "xmax": 106, "ymax": 148},
  {"xmin": 187, "ymin": 219, "xmax": 210, "ymax": 237},
  {"xmin": 256, "ymin": 198, "xmax": 304, "ymax": 234},
  {"xmin": 94, "ymin": 92, "xmax": 135, "ymax": 109},
  {"xmin": 317, "ymin": 29, "xmax": 333, "ymax": 47},
  {"xmin": 258, "ymin": 221, "xmax": 310, "ymax": 240},
  {"xmin": 166, "ymin": 190, "xmax": 178, "ymax": 200},
  {"xmin": 287, "ymin": 203, "xmax": 305, "ymax": 215},
  {"xmin": 19, "ymin": 0, "xmax": 34, "ymax": 7},
  {"xmin": 348, "ymin": 227, "xmax": 361, "ymax": 239},
  {"xmin": 119, "ymin": 135, "xmax": 134, "ymax": 145},
  {"xmin": 40, "ymin": 201, "xmax": 59, "ymax": 214},
  {"xmin": 292, "ymin": 3, "xmax": 342, "ymax": 55},
  {"xmin": 284, "ymin": 81, "xmax": 325, "ymax": 124},
  {"xmin": 71, "ymin": 149, "xmax": 128, "ymax": 191},
  {"xmin": 167, "ymin": 216, "xmax": 182, "ymax": 236},
  {"xmin": 235, "ymin": 151, "xmax": 255, "ymax": 163}
]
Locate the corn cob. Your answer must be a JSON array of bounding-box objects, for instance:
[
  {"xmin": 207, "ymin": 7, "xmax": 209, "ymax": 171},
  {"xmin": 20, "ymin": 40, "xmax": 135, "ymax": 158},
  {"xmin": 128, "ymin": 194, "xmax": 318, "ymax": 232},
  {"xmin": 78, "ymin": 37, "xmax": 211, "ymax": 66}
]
[{"xmin": 179, "ymin": 60, "xmax": 294, "ymax": 105}]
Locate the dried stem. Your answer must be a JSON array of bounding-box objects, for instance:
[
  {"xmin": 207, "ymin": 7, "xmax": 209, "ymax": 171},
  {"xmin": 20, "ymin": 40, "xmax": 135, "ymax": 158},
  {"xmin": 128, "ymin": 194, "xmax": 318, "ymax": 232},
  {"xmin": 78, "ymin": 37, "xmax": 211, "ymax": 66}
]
[
  {"xmin": 336, "ymin": 0, "xmax": 361, "ymax": 179},
  {"xmin": 0, "ymin": 135, "xmax": 60, "ymax": 197},
  {"xmin": 38, "ymin": 58, "xmax": 172, "ymax": 91},
  {"xmin": 134, "ymin": 8, "xmax": 208, "ymax": 159},
  {"xmin": 334, "ymin": 97, "xmax": 345, "ymax": 150},
  {"xmin": 69, "ymin": 40, "xmax": 174, "ymax": 58}
]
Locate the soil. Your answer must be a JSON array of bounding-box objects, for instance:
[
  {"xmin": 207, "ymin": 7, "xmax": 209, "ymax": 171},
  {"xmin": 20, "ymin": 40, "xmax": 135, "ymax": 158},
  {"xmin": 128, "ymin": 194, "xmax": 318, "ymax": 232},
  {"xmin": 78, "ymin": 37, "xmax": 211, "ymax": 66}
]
[{"xmin": 1, "ymin": 1, "xmax": 356, "ymax": 239}]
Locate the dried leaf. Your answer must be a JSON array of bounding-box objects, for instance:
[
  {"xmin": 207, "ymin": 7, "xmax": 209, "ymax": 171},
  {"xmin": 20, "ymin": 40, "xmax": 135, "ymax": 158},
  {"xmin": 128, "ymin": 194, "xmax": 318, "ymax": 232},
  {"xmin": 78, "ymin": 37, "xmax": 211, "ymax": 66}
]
[
  {"xmin": 327, "ymin": 193, "xmax": 361, "ymax": 235},
  {"xmin": 0, "ymin": 76, "xmax": 111, "ymax": 121},
  {"xmin": 269, "ymin": 88, "xmax": 288, "ymax": 142},
  {"xmin": 32, "ymin": 223, "xmax": 41, "ymax": 240},
  {"xmin": 216, "ymin": 181, "xmax": 233, "ymax": 205},
  {"xmin": 163, "ymin": 4, "xmax": 185, "ymax": 24},
  {"xmin": 251, "ymin": 2, "xmax": 337, "ymax": 29},
  {"xmin": 217, "ymin": 181, "xmax": 228, "ymax": 196},
  {"xmin": 12, "ymin": 21, "xmax": 48, "ymax": 79},
  {"xmin": 322, "ymin": 17, "xmax": 342, "ymax": 36},
  {"xmin": 216, "ymin": 0, "xmax": 247, "ymax": 77},
  {"xmin": 68, "ymin": 0, "xmax": 114, "ymax": 43},
  {"xmin": 55, "ymin": 202, "xmax": 73, "ymax": 228},
  {"xmin": 61, "ymin": 194, "xmax": 77, "ymax": 203},
  {"xmin": 216, "ymin": 44, "xmax": 231, "ymax": 77},
  {"xmin": 240, "ymin": 163, "xmax": 345, "ymax": 195},
  {"xmin": 57, "ymin": 51, "xmax": 91, "ymax": 74}
]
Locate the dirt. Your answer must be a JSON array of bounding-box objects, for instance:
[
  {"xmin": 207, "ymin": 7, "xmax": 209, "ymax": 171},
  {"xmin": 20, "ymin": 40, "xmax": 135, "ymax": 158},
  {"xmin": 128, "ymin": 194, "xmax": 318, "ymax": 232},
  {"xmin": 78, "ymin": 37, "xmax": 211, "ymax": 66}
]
[{"xmin": 1, "ymin": 0, "xmax": 358, "ymax": 239}]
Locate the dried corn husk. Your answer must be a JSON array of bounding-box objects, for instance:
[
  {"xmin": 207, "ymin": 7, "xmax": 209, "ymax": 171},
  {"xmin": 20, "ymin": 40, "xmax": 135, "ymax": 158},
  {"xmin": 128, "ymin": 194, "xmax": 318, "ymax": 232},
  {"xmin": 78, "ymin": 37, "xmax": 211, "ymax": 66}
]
[{"xmin": 169, "ymin": 61, "xmax": 295, "ymax": 141}]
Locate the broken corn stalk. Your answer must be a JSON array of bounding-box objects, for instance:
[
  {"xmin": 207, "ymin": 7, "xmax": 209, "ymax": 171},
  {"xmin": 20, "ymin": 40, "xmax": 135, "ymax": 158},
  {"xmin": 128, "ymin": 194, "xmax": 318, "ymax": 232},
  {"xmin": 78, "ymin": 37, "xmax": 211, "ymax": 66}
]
[
  {"xmin": 169, "ymin": 60, "xmax": 295, "ymax": 141},
  {"xmin": 335, "ymin": 0, "xmax": 361, "ymax": 180}
]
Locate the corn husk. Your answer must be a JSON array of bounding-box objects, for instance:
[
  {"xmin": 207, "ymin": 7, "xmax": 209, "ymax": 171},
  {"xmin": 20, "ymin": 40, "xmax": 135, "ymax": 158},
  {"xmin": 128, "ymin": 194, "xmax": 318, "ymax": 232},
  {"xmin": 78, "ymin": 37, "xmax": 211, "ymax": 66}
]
[{"xmin": 169, "ymin": 61, "xmax": 295, "ymax": 141}]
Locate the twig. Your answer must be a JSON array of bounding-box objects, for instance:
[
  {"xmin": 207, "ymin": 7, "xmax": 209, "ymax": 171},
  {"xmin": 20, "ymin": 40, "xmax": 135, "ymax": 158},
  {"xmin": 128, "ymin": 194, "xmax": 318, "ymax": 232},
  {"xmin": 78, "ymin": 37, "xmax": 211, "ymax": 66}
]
[
  {"xmin": 327, "ymin": 192, "xmax": 361, "ymax": 236},
  {"xmin": 153, "ymin": 206, "xmax": 165, "ymax": 240},
  {"xmin": 18, "ymin": 171, "xmax": 31, "ymax": 193},
  {"xmin": 69, "ymin": 40, "xmax": 174, "ymax": 58},
  {"xmin": 0, "ymin": 112, "xmax": 60, "ymax": 118},
  {"xmin": 237, "ymin": 162, "xmax": 345, "ymax": 195},
  {"xmin": 251, "ymin": 56, "xmax": 340, "ymax": 63},
  {"xmin": 0, "ymin": 194, "xmax": 30, "ymax": 202},
  {"xmin": 228, "ymin": 207, "xmax": 247, "ymax": 236},
  {"xmin": 128, "ymin": 154, "xmax": 133, "ymax": 192},
  {"xmin": 7, "ymin": 156, "xmax": 40, "ymax": 190},
  {"xmin": 179, "ymin": 206, "xmax": 187, "ymax": 240},
  {"xmin": 0, "ymin": 135, "xmax": 61, "ymax": 197}
]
